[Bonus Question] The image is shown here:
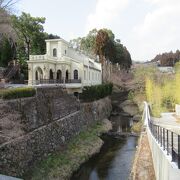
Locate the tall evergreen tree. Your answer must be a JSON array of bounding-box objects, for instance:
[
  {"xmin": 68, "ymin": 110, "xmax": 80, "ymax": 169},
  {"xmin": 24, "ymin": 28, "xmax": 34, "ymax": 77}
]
[
  {"xmin": 70, "ymin": 28, "xmax": 132, "ymax": 70},
  {"xmin": 11, "ymin": 12, "xmax": 46, "ymax": 61},
  {"xmin": 0, "ymin": 36, "xmax": 13, "ymax": 66}
]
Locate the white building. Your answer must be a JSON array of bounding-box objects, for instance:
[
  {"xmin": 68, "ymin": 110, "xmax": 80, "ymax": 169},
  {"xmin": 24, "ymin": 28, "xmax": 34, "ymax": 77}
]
[
  {"xmin": 27, "ymin": 38, "xmax": 102, "ymax": 94},
  {"xmin": 158, "ymin": 66, "xmax": 175, "ymax": 73}
]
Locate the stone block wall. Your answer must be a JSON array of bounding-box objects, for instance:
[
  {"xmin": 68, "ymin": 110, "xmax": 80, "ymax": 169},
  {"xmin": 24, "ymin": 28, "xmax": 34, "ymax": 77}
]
[
  {"xmin": 0, "ymin": 86, "xmax": 112, "ymax": 177},
  {"xmin": 0, "ymin": 86, "xmax": 80, "ymax": 144}
]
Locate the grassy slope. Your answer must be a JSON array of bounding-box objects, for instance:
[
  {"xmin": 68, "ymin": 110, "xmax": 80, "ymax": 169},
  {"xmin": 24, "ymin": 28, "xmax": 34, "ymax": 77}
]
[{"xmin": 27, "ymin": 120, "xmax": 112, "ymax": 180}]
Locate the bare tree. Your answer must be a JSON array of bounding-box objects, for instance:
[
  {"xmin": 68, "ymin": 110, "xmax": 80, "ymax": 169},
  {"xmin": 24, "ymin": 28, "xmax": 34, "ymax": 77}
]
[
  {"xmin": 0, "ymin": 0, "xmax": 19, "ymax": 37},
  {"xmin": 0, "ymin": 0, "xmax": 13, "ymax": 35},
  {"xmin": 0, "ymin": 0, "xmax": 18, "ymax": 10},
  {"xmin": 0, "ymin": 9, "xmax": 16, "ymax": 38},
  {"xmin": 0, "ymin": 2, "xmax": 17, "ymax": 56}
]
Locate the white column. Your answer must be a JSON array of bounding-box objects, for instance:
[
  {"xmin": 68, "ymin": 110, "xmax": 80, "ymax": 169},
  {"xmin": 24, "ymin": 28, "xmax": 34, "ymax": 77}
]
[
  {"xmin": 88, "ymin": 65, "xmax": 90, "ymax": 86},
  {"xmin": 46, "ymin": 42, "xmax": 50, "ymax": 57},
  {"xmin": 28, "ymin": 63, "xmax": 33, "ymax": 85}
]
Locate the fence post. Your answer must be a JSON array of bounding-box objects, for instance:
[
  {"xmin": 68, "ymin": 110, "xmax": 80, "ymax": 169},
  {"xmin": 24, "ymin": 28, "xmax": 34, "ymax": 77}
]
[
  {"xmin": 163, "ymin": 128, "xmax": 165, "ymax": 150},
  {"xmin": 158, "ymin": 126, "xmax": 159, "ymax": 143},
  {"xmin": 178, "ymin": 135, "xmax": 180, "ymax": 168},
  {"xmin": 159, "ymin": 127, "xmax": 161, "ymax": 145},
  {"xmin": 160, "ymin": 127, "xmax": 162, "ymax": 147},
  {"xmin": 172, "ymin": 132, "xmax": 174, "ymax": 162},
  {"xmin": 167, "ymin": 130, "xmax": 169, "ymax": 155}
]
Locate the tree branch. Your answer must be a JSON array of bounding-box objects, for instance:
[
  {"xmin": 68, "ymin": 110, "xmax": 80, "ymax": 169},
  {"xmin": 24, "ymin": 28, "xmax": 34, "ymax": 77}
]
[{"xmin": 0, "ymin": 0, "xmax": 19, "ymax": 10}]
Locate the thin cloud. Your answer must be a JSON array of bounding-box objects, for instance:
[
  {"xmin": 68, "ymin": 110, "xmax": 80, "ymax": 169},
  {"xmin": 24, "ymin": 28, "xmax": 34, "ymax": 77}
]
[
  {"xmin": 85, "ymin": 0, "xmax": 129, "ymax": 33},
  {"xmin": 131, "ymin": 0, "xmax": 180, "ymax": 61}
]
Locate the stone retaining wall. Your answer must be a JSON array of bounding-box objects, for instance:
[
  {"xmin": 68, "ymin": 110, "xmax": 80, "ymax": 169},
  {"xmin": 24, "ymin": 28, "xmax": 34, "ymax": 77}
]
[
  {"xmin": 0, "ymin": 86, "xmax": 112, "ymax": 177},
  {"xmin": 0, "ymin": 87, "xmax": 79, "ymax": 141}
]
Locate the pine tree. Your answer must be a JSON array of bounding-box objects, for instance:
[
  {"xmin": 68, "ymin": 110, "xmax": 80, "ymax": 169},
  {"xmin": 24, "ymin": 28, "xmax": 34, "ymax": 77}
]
[{"xmin": 0, "ymin": 36, "xmax": 13, "ymax": 66}]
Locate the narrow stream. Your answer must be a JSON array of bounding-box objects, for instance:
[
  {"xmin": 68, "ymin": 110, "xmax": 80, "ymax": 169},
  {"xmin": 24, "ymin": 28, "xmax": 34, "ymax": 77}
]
[{"xmin": 71, "ymin": 114, "xmax": 138, "ymax": 180}]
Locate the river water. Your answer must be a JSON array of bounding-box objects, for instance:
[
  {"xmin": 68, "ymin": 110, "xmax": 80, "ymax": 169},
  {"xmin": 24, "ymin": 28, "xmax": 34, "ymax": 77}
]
[{"xmin": 71, "ymin": 114, "xmax": 138, "ymax": 180}]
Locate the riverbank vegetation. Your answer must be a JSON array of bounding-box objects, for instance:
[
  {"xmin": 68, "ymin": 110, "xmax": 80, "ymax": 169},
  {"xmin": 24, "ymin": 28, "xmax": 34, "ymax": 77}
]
[
  {"xmin": 126, "ymin": 65, "xmax": 157, "ymax": 115},
  {"xmin": 131, "ymin": 120, "xmax": 143, "ymax": 133},
  {"xmin": 27, "ymin": 119, "xmax": 112, "ymax": 180},
  {"xmin": 145, "ymin": 71, "xmax": 180, "ymax": 117},
  {"xmin": 126, "ymin": 62, "xmax": 179, "ymax": 120},
  {"xmin": 130, "ymin": 62, "xmax": 180, "ymax": 117}
]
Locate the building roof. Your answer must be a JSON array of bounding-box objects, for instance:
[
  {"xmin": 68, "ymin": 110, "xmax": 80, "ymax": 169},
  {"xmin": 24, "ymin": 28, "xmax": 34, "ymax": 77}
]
[{"xmin": 45, "ymin": 38, "xmax": 68, "ymax": 44}]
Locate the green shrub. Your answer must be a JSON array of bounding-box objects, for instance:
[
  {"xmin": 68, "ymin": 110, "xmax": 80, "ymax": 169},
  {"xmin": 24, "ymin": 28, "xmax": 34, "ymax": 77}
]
[
  {"xmin": 131, "ymin": 121, "xmax": 143, "ymax": 133},
  {"xmin": 80, "ymin": 83, "xmax": 113, "ymax": 102},
  {"xmin": 128, "ymin": 91, "xmax": 134, "ymax": 100},
  {"xmin": 0, "ymin": 87, "xmax": 36, "ymax": 99}
]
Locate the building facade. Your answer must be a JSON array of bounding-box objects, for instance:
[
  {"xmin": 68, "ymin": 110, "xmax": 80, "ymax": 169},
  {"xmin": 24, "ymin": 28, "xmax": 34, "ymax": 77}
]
[{"xmin": 28, "ymin": 38, "xmax": 102, "ymax": 93}]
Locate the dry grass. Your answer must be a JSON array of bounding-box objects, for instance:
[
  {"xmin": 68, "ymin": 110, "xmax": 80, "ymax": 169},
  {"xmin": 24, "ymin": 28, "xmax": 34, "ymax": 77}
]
[
  {"xmin": 131, "ymin": 121, "xmax": 143, "ymax": 133},
  {"xmin": 131, "ymin": 132, "xmax": 156, "ymax": 180},
  {"xmin": 27, "ymin": 120, "xmax": 112, "ymax": 180}
]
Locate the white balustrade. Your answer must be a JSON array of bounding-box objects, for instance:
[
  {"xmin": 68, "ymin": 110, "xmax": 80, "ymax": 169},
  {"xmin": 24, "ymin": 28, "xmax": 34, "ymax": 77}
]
[{"xmin": 29, "ymin": 55, "xmax": 46, "ymax": 61}]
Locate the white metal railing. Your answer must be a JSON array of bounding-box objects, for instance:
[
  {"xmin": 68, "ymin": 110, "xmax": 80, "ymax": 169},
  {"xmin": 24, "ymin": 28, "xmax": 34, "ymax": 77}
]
[{"xmin": 144, "ymin": 102, "xmax": 180, "ymax": 180}]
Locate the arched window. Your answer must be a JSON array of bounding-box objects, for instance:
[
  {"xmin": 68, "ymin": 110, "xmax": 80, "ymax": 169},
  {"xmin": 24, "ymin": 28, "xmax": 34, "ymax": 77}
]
[
  {"xmin": 35, "ymin": 67, "xmax": 43, "ymax": 80},
  {"xmin": 74, "ymin": 70, "xmax": 78, "ymax": 80},
  {"xmin": 35, "ymin": 71, "xmax": 38, "ymax": 80},
  {"xmin": 57, "ymin": 70, "xmax": 62, "ymax": 80},
  {"xmin": 66, "ymin": 70, "xmax": 69, "ymax": 80},
  {"xmin": 49, "ymin": 69, "xmax": 53, "ymax": 79},
  {"xmin": 53, "ymin": 48, "xmax": 57, "ymax": 57}
]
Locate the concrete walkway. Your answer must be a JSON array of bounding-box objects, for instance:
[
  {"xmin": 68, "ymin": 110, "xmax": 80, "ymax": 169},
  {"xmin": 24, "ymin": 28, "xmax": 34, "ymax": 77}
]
[{"xmin": 153, "ymin": 112, "xmax": 180, "ymax": 134}]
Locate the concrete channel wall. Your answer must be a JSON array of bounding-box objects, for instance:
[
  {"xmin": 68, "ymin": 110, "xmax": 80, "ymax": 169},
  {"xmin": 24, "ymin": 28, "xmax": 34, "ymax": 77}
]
[
  {"xmin": 144, "ymin": 102, "xmax": 180, "ymax": 180},
  {"xmin": 147, "ymin": 128, "xmax": 180, "ymax": 180}
]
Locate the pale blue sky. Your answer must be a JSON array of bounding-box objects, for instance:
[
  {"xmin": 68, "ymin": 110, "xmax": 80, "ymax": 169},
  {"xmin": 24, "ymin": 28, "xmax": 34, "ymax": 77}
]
[{"xmin": 17, "ymin": 0, "xmax": 180, "ymax": 61}]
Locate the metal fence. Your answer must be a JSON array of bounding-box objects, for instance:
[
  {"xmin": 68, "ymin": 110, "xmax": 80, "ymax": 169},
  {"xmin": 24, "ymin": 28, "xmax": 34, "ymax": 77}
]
[
  {"xmin": 148, "ymin": 119, "xmax": 180, "ymax": 168},
  {"xmin": 25, "ymin": 79, "xmax": 81, "ymax": 85}
]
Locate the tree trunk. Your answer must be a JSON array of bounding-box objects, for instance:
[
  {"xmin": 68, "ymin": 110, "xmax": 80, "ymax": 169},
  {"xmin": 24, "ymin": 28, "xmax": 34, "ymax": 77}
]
[
  {"xmin": 102, "ymin": 62, "xmax": 104, "ymax": 83},
  {"xmin": 27, "ymin": 41, "xmax": 30, "ymax": 60},
  {"xmin": 24, "ymin": 34, "xmax": 30, "ymax": 60},
  {"xmin": 102, "ymin": 56, "xmax": 107, "ymax": 83}
]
